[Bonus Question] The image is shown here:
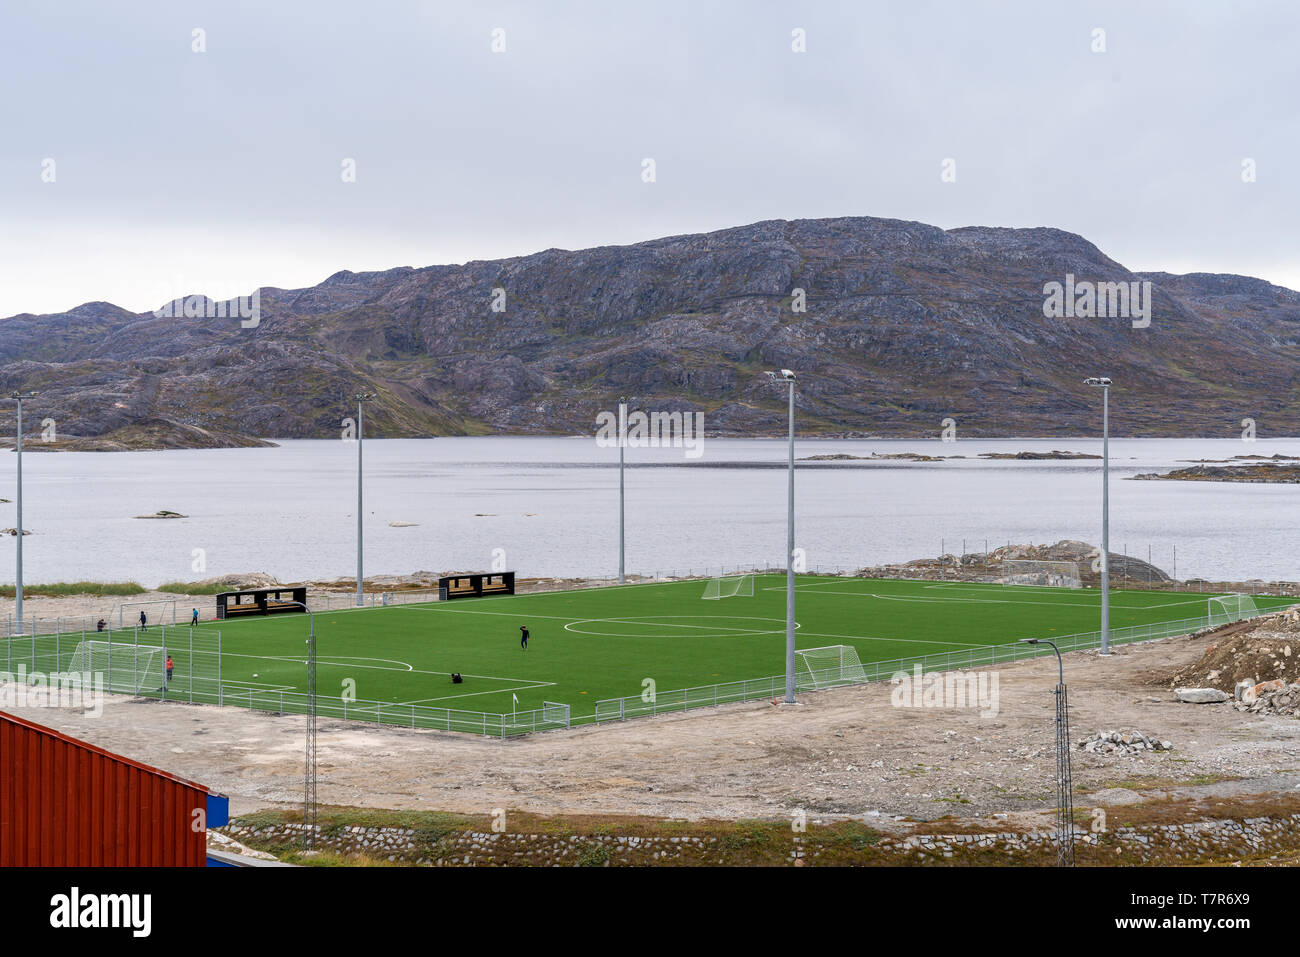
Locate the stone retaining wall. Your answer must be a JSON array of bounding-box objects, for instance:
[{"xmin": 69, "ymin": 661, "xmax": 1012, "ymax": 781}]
[{"xmin": 220, "ymin": 811, "xmax": 1300, "ymax": 866}]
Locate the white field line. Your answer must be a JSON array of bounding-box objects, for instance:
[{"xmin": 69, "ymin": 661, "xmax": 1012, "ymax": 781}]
[
  {"xmin": 397, "ymin": 681, "xmax": 558, "ymax": 707},
  {"xmin": 407, "ymin": 605, "xmax": 793, "ymax": 636},
  {"xmin": 398, "ymin": 606, "xmax": 588, "ymax": 623},
  {"xmin": 778, "ymin": 578, "xmax": 1218, "ymax": 611},
  {"xmin": 565, "ymin": 615, "xmax": 796, "ymax": 637},
  {"xmin": 256, "ymin": 654, "xmax": 416, "ymax": 671},
  {"xmin": 794, "ymin": 631, "xmax": 997, "ymax": 650},
  {"xmin": 208, "ymin": 680, "xmax": 298, "ymax": 692},
  {"xmin": 768, "ymin": 582, "xmax": 1210, "ymax": 612},
  {"xmin": 218, "ymin": 649, "xmax": 547, "ymax": 691}
]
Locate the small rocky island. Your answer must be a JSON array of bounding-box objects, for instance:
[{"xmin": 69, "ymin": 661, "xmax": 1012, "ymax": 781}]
[
  {"xmin": 135, "ymin": 510, "xmax": 189, "ymax": 519},
  {"xmin": 977, "ymin": 450, "xmax": 1100, "ymax": 460},
  {"xmin": 1133, "ymin": 463, "xmax": 1300, "ymax": 484},
  {"xmin": 799, "ymin": 452, "xmax": 947, "ymax": 462},
  {"xmin": 798, "ymin": 449, "xmax": 1100, "ymax": 463}
]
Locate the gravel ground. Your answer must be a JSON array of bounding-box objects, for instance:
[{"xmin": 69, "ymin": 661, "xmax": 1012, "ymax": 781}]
[{"xmin": 7, "ymin": 623, "xmax": 1300, "ymax": 826}]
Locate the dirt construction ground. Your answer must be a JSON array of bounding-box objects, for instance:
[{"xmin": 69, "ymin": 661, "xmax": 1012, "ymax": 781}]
[{"xmin": 7, "ymin": 621, "xmax": 1300, "ymax": 832}]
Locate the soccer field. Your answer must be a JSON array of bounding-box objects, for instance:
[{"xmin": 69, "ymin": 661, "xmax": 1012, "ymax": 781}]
[{"xmin": 117, "ymin": 575, "xmax": 1290, "ymax": 728}]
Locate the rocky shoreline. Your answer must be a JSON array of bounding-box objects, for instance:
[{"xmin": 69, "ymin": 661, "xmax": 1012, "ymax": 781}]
[{"xmin": 1134, "ymin": 463, "xmax": 1300, "ymax": 484}]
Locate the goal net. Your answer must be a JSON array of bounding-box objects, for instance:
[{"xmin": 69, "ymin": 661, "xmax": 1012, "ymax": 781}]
[
  {"xmin": 118, "ymin": 599, "xmax": 177, "ymax": 628},
  {"xmin": 795, "ymin": 645, "xmax": 869, "ymax": 690},
  {"xmin": 65, "ymin": 640, "xmax": 166, "ymax": 695},
  {"xmin": 1207, "ymin": 594, "xmax": 1260, "ymax": 628},
  {"xmin": 701, "ymin": 574, "xmax": 754, "ymax": 600},
  {"xmin": 1000, "ymin": 560, "xmax": 1081, "ymax": 588}
]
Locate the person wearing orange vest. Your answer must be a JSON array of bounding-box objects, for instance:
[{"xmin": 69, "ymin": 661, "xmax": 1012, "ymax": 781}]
[{"xmin": 166, "ymin": 656, "xmax": 174, "ymax": 682}]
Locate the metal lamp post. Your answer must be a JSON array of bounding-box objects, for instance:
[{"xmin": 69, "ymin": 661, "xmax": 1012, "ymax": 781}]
[
  {"xmin": 1022, "ymin": 638, "xmax": 1075, "ymax": 865},
  {"xmin": 280, "ymin": 600, "xmax": 317, "ymax": 850},
  {"xmin": 354, "ymin": 392, "xmax": 376, "ymax": 607},
  {"xmin": 618, "ymin": 397, "xmax": 627, "ymax": 584},
  {"xmin": 1084, "ymin": 377, "xmax": 1112, "ymax": 655},
  {"xmin": 7, "ymin": 392, "xmax": 37, "ymax": 637},
  {"xmin": 766, "ymin": 370, "xmax": 797, "ymax": 703}
]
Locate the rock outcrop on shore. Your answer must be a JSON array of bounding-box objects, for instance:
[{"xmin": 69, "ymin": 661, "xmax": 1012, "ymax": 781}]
[
  {"xmin": 2, "ymin": 217, "xmax": 1299, "ymax": 448},
  {"xmin": 857, "ymin": 539, "xmax": 1171, "ymax": 586},
  {"xmin": 1134, "ymin": 463, "xmax": 1300, "ymax": 484}
]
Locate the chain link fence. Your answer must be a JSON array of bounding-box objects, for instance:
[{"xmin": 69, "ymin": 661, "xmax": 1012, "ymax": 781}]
[{"xmin": 0, "ymin": 622, "xmax": 569, "ymax": 739}]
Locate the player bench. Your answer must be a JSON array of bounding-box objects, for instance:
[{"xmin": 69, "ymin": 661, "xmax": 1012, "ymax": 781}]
[
  {"xmin": 217, "ymin": 586, "xmax": 309, "ymax": 619},
  {"xmin": 439, "ymin": 572, "xmax": 515, "ymax": 601}
]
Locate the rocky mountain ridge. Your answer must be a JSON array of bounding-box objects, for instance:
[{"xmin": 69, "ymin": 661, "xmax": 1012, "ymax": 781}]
[{"xmin": 2, "ymin": 215, "xmax": 1297, "ymax": 448}]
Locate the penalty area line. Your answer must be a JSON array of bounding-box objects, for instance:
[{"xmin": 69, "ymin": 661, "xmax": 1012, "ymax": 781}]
[{"xmin": 398, "ymin": 679, "xmax": 557, "ymax": 706}]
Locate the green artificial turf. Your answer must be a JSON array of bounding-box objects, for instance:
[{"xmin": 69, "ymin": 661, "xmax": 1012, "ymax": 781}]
[{"xmin": 124, "ymin": 576, "xmax": 1294, "ymax": 722}]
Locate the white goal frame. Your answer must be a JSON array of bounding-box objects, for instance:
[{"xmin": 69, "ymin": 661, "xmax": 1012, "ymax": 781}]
[
  {"xmin": 1207, "ymin": 594, "xmax": 1260, "ymax": 628},
  {"xmin": 794, "ymin": 645, "xmax": 869, "ymax": 690},
  {"xmin": 701, "ymin": 575, "xmax": 754, "ymax": 600},
  {"xmin": 1000, "ymin": 560, "xmax": 1082, "ymax": 589},
  {"xmin": 65, "ymin": 639, "xmax": 167, "ymax": 695},
  {"xmin": 118, "ymin": 599, "xmax": 177, "ymax": 628}
]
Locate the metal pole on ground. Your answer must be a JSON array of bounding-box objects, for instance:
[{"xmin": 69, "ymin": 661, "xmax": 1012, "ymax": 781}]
[
  {"xmin": 8, "ymin": 392, "xmax": 36, "ymax": 636},
  {"xmin": 619, "ymin": 398, "xmax": 627, "ymax": 584},
  {"xmin": 354, "ymin": 392, "xmax": 376, "ymax": 608},
  {"xmin": 1022, "ymin": 638, "xmax": 1074, "ymax": 865},
  {"xmin": 280, "ymin": 601, "xmax": 317, "ymax": 850},
  {"xmin": 1085, "ymin": 377, "xmax": 1112, "ymax": 655},
  {"xmin": 766, "ymin": 370, "xmax": 798, "ymax": 703}
]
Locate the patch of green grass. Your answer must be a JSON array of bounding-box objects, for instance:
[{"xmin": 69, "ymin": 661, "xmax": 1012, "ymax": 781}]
[
  {"xmin": 155, "ymin": 582, "xmax": 232, "ymax": 595},
  {"xmin": 932, "ymin": 792, "xmax": 971, "ymax": 805},
  {"xmin": 233, "ymin": 810, "xmax": 287, "ymax": 829},
  {"xmin": 822, "ymin": 821, "xmax": 882, "ymax": 850},
  {"xmin": 0, "ymin": 581, "xmax": 143, "ymax": 597},
  {"xmin": 576, "ymin": 842, "xmax": 612, "ymax": 867},
  {"xmin": 718, "ymin": 819, "xmax": 778, "ymax": 851}
]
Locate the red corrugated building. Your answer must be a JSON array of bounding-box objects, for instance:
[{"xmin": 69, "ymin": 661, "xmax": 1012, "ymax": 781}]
[{"xmin": 0, "ymin": 709, "xmax": 225, "ymax": 866}]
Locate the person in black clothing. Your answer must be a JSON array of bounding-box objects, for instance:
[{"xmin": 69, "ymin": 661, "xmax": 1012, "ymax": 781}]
[
  {"xmin": 96, "ymin": 619, "xmax": 105, "ymax": 633},
  {"xmin": 139, "ymin": 610, "xmax": 147, "ymax": 631},
  {"xmin": 520, "ymin": 625, "xmax": 529, "ymax": 651},
  {"xmin": 450, "ymin": 672, "xmax": 463, "ymax": 684}
]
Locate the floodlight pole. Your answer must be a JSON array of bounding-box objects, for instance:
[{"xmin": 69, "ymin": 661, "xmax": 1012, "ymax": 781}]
[
  {"xmin": 1022, "ymin": 638, "xmax": 1075, "ymax": 866},
  {"xmin": 767, "ymin": 371, "xmax": 798, "ymax": 703},
  {"xmin": 282, "ymin": 600, "xmax": 317, "ymax": 850},
  {"xmin": 354, "ymin": 393, "xmax": 376, "ymax": 608},
  {"xmin": 618, "ymin": 398, "xmax": 626, "ymax": 584},
  {"xmin": 8, "ymin": 392, "xmax": 36, "ymax": 637},
  {"xmin": 1085, "ymin": 378, "xmax": 1112, "ymax": 655},
  {"xmin": 785, "ymin": 378, "xmax": 795, "ymax": 703},
  {"xmin": 1102, "ymin": 384, "xmax": 1110, "ymax": 654}
]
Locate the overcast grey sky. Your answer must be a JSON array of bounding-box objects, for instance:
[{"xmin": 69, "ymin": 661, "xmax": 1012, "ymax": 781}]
[{"xmin": 1, "ymin": 0, "xmax": 1296, "ymax": 317}]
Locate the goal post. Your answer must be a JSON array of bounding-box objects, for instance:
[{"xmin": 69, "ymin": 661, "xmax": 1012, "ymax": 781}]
[
  {"xmin": 65, "ymin": 639, "xmax": 166, "ymax": 695},
  {"xmin": 1207, "ymin": 594, "xmax": 1260, "ymax": 628},
  {"xmin": 1000, "ymin": 560, "xmax": 1082, "ymax": 589},
  {"xmin": 118, "ymin": 599, "xmax": 177, "ymax": 628},
  {"xmin": 794, "ymin": 645, "xmax": 868, "ymax": 690},
  {"xmin": 701, "ymin": 574, "xmax": 754, "ymax": 600}
]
